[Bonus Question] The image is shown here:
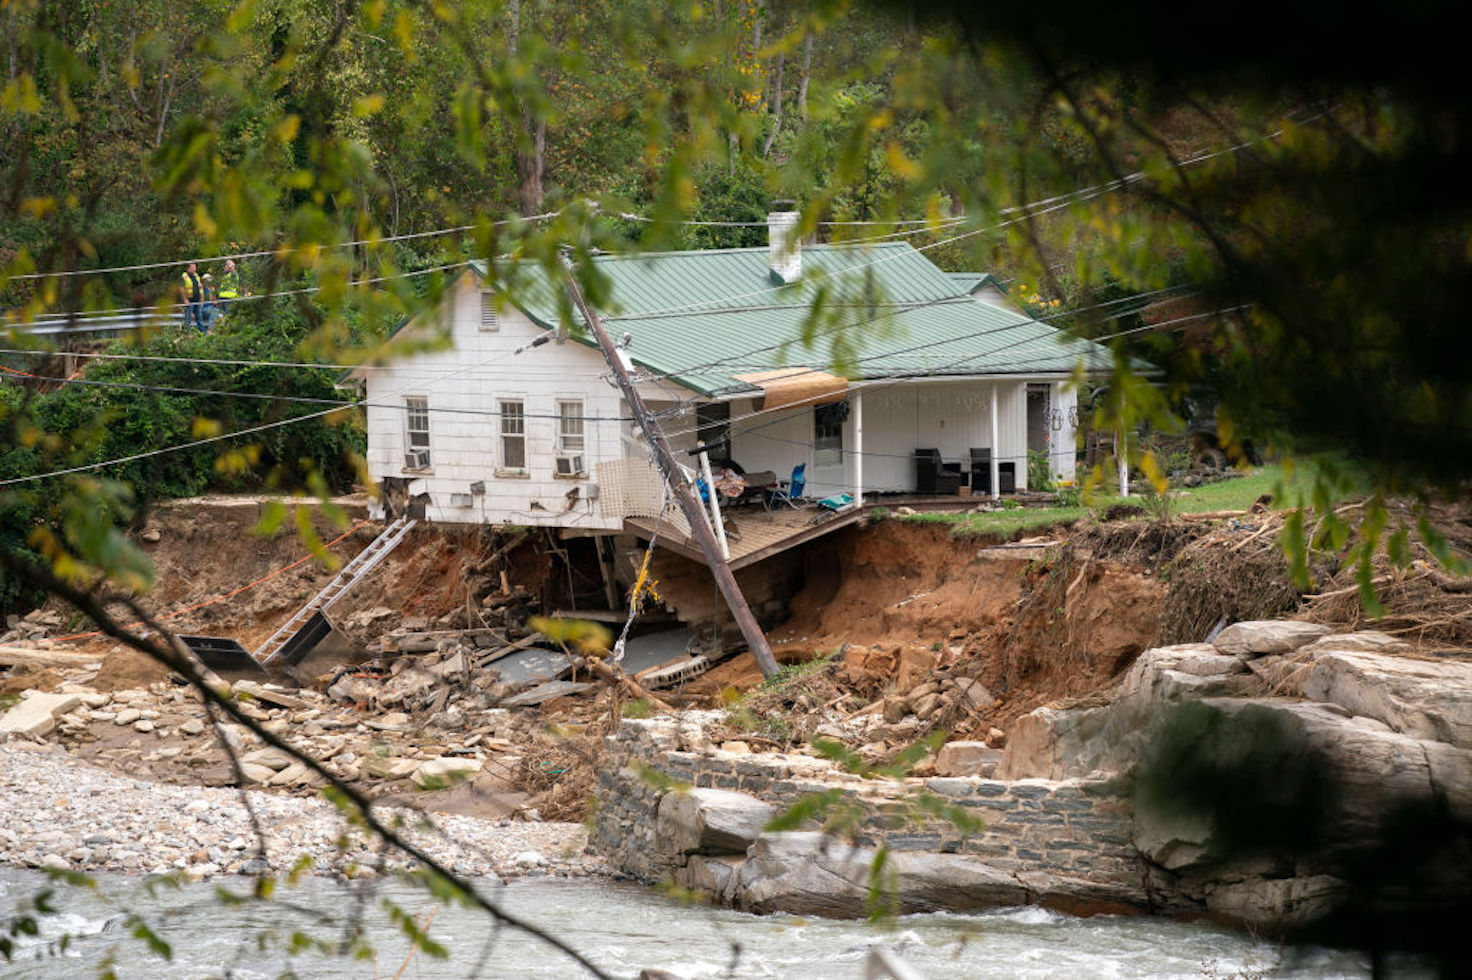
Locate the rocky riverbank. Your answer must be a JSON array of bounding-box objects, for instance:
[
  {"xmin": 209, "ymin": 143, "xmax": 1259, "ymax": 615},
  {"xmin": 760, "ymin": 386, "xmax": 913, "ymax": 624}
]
[
  {"xmin": 0, "ymin": 741, "xmax": 603, "ymax": 881},
  {"xmin": 589, "ymin": 622, "xmax": 1472, "ymax": 935}
]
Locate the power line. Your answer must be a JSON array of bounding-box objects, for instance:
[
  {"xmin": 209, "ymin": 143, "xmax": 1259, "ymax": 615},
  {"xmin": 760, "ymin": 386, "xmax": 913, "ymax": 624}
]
[
  {"xmin": 4, "ymin": 260, "xmax": 470, "ymax": 326},
  {"xmin": 0, "ymin": 404, "xmax": 351, "ymax": 488},
  {"xmin": 0, "ymin": 370, "xmax": 633, "ymax": 422},
  {"xmin": 656, "ymin": 301, "xmax": 1232, "ymax": 453},
  {"xmin": 0, "ymin": 346, "xmax": 615, "ymax": 378},
  {"xmin": 651, "ymin": 286, "xmax": 1194, "ymax": 438},
  {"xmin": 0, "ymin": 298, "xmax": 611, "ymax": 486},
  {"xmin": 4, "ymin": 211, "xmax": 566, "ymax": 282},
  {"xmin": 603, "ymin": 117, "xmax": 1309, "ymax": 326},
  {"xmin": 708, "ymin": 306, "xmax": 1241, "ymax": 448}
]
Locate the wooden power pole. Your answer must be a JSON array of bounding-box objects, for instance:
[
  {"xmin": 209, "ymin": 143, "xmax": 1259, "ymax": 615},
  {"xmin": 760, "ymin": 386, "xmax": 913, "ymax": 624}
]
[{"xmin": 559, "ymin": 257, "xmax": 781, "ymax": 679}]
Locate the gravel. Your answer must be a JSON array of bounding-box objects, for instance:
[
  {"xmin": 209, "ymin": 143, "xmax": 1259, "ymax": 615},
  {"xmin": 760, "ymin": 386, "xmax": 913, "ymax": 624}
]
[{"xmin": 0, "ymin": 740, "xmax": 605, "ymax": 882}]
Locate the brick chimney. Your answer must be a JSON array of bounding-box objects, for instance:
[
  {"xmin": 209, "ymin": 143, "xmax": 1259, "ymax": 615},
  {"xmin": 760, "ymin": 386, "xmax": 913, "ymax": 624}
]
[{"xmin": 767, "ymin": 201, "xmax": 800, "ymax": 284}]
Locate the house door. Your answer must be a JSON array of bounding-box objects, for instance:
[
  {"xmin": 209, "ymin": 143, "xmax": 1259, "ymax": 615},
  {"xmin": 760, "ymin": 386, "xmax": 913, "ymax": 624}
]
[{"xmin": 1027, "ymin": 385, "xmax": 1050, "ymax": 455}]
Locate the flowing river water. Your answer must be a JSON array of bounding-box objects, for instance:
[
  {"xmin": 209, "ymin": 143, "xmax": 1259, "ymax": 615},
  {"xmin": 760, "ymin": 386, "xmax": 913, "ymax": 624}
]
[{"xmin": 0, "ymin": 870, "xmax": 1383, "ymax": 979}]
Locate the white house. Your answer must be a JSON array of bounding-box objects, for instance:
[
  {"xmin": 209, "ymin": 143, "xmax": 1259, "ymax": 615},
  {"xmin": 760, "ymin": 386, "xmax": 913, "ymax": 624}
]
[{"xmin": 352, "ymin": 215, "xmax": 1109, "ymax": 541}]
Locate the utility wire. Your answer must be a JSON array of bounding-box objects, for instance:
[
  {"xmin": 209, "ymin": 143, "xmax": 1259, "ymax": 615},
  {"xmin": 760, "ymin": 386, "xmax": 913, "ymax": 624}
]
[
  {"xmin": 656, "ymin": 302, "xmax": 1230, "ymax": 448},
  {"xmin": 0, "ymin": 370, "xmax": 633, "ymax": 422},
  {"xmin": 696, "ymin": 306, "xmax": 1243, "ymax": 449},
  {"xmin": 651, "ymin": 286, "xmax": 1194, "ymax": 438},
  {"xmin": 4, "ymin": 212, "xmax": 566, "ymax": 282}
]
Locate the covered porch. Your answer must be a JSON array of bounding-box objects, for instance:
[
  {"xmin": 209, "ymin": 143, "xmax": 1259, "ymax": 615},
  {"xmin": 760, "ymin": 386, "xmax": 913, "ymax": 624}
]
[{"xmin": 653, "ymin": 375, "xmax": 1080, "ymax": 509}]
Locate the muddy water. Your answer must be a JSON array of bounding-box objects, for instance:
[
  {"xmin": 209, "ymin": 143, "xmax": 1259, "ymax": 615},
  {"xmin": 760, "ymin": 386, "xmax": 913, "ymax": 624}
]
[{"xmin": 1, "ymin": 870, "xmax": 1375, "ymax": 978}]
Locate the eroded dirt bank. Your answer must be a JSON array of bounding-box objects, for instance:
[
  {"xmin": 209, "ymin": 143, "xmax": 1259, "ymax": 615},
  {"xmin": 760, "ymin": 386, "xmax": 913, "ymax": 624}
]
[{"xmin": 3, "ymin": 493, "xmax": 1470, "ymax": 896}]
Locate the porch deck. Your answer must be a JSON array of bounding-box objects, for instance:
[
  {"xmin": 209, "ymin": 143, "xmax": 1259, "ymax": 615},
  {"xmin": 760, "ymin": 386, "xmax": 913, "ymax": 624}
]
[{"xmin": 624, "ymin": 502, "xmax": 866, "ymax": 570}]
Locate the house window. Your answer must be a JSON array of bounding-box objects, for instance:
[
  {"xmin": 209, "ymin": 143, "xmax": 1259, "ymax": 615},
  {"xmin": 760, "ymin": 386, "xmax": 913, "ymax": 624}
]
[
  {"xmin": 814, "ymin": 402, "xmax": 845, "ymax": 467},
  {"xmin": 479, "ymin": 292, "xmax": 500, "ymax": 331},
  {"xmin": 556, "ymin": 400, "xmax": 586, "ymax": 475},
  {"xmin": 404, "ymin": 396, "xmax": 431, "ymax": 468},
  {"xmin": 499, "ymin": 400, "xmax": 526, "ymax": 470},
  {"xmin": 557, "ymin": 400, "xmax": 585, "ymax": 454}
]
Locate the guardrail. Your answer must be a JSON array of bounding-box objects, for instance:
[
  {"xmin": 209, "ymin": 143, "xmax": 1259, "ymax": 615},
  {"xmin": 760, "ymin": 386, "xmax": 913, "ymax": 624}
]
[{"xmin": 3, "ymin": 311, "xmax": 186, "ymax": 338}]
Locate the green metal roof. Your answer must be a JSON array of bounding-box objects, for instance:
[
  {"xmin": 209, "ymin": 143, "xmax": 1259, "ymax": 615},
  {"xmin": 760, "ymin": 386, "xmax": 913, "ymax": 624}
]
[
  {"xmin": 945, "ymin": 271, "xmax": 1007, "ymax": 295},
  {"xmin": 474, "ymin": 242, "xmax": 1115, "ymax": 397}
]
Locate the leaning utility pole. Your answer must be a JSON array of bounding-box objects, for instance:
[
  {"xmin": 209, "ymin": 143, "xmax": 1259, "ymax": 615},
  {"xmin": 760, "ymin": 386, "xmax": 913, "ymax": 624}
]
[{"xmin": 558, "ymin": 256, "xmax": 781, "ymax": 679}]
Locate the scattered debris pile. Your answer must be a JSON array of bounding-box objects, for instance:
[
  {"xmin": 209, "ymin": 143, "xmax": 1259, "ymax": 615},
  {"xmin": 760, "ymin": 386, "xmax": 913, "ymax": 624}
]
[{"xmin": 1, "ymin": 609, "xmax": 66, "ymax": 646}]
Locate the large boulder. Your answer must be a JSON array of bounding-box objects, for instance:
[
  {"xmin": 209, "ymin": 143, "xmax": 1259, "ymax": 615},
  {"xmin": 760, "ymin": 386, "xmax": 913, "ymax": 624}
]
[
  {"xmin": 996, "ymin": 704, "xmax": 1128, "ymax": 780},
  {"xmin": 998, "ymin": 645, "xmax": 1259, "ymax": 780},
  {"xmin": 412, "ymin": 756, "xmax": 482, "ymax": 789},
  {"xmin": 656, "ymin": 788, "xmax": 776, "ymax": 856},
  {"xmin": 0, "ymin": 692, "xmax": 82, "ymax": 737},
  {"xmin": 1202, "ymin": 875, "xmax": 1348, "ymax": 932},
  {"xmin": 1302, "ymin": 649, "xmax": 1472, "ymax": 749},
  {"xmin": 735, "ymin": 832, "xmax": 1027, "ymax": 917},
  {"xmin": 1133, "ymin": 698, "xmax": 1472, "ymax": 877},
  {"xmin": 1211, "ymin": 620, "xmax": 1329, "ymax": 657},
  {"xmin": 934, "ymin": 741, "xmax": 1003, "ymax": 778}
]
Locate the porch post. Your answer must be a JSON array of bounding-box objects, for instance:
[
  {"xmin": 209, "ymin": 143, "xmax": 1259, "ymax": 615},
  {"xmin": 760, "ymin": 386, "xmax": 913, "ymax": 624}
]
[
  {"xmin": 989, "ymin": 384, "xmax": 1000, "ymax": 501},
  {"xmin": 1117, "ymin": 423, "xmax": 1129, "ymax": 497},
  {"xmin": 853, "ymin": 389, "xmax": 864, "ymax": 503},
  {"xmin": 697, "ymin": 447, "xmax": 731, "ymax": 560}
]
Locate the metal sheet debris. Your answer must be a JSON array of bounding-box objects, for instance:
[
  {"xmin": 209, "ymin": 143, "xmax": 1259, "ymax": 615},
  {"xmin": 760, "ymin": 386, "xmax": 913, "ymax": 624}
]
[{"xmin": 501, "ymin": 681, "xmax": 593, "ymax": 707}]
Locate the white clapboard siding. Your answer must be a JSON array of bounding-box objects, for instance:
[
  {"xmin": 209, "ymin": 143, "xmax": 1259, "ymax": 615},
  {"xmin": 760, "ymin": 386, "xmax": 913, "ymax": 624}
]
[{"xmin": 362, "ymin": 273, "xmax": 626, "ymax": 529}]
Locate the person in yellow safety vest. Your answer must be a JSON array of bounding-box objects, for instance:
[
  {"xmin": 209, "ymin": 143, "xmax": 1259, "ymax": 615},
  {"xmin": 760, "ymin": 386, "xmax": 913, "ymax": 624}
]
[
  {"xmin": 179, "ymin": 262, "xmax": 204, "ymax": 333},
  {"xmin": 217, "ymin": 258, "xmax": 241, "ymax": 311}
]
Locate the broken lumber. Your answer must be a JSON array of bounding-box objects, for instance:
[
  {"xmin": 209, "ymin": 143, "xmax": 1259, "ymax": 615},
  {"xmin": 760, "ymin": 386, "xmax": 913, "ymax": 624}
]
[
  {"xmin": 476, "ymin": 634, "xmax": 543, "ymax": 668},
  {"xmin": 0, "ymin": 646, "xmax": 100, "ymax": 669},
  {"xmin": 576, "ymin": 654, "xmax": 673, "ymax": 712}
]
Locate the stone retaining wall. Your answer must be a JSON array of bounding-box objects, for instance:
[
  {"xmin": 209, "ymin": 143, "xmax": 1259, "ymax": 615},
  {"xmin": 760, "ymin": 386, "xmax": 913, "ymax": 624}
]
[{"xmin": 592, "ymin": 715, "xmax": 1146, "ymax": 916}]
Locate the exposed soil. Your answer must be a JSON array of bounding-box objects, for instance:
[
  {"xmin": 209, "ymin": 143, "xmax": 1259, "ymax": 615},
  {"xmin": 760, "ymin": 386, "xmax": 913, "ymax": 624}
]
[{"xmin": 6, "ymin": 490, "xmax": 1469, "ymax": 821}]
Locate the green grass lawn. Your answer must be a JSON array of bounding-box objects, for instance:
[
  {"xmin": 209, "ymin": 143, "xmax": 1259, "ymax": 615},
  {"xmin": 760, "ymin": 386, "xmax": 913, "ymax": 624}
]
[{"xmin": 888, "ymin": 461, "xmax": 1366, "ymax": 540}]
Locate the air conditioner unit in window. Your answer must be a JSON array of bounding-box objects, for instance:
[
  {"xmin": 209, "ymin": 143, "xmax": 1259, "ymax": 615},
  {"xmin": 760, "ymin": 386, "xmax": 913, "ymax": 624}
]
[
  {"xmin": 555, "ymin": 454, "xmax": 584, "ymax": 476},
  {"xmin": 404, "ymin": 449, "xmax": 431, "ymax": 469}
]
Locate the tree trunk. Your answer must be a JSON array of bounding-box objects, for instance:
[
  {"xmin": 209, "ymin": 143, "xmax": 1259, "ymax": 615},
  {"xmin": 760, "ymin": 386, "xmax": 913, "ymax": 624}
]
[
  {"xmin": 797, "ymin": 31, "xmax": 813, "ymax": 119},
  {"xmin": 763, "ymin": 48, "xmax": 785, "ymax": 158},
  {"xmin": 508, "ymin": 0, "xmax": 545, "ymax": 216}
]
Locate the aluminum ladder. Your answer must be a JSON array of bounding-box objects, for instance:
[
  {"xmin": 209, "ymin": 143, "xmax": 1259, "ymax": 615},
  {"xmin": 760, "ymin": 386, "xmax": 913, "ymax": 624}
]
[{"xmin": 254, "ymin": 515, "xmax": 418, "ymax": 666}]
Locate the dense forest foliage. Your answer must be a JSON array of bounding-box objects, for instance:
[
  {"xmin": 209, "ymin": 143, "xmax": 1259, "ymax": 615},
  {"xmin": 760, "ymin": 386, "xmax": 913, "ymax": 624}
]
[{"xmin": 2, "ymin": 0, "xmax": 1469, "ymax": 613}]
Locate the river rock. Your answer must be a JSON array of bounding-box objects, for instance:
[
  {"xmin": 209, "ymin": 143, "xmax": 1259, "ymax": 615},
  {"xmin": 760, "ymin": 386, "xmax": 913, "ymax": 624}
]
[
  {"xmin": 997, "ymin": 703, "xmax": 1129, "ymax": 781},
  {"xmin": 1202, "ymin": 874, "xmax": 1348, "ymax": 931},
  {"xmin": 411, "ymin": 757, "xmax": 482, "ymax": 789},
  {"xmin": 735, "ymin": 832, "xmax": 1028, "ymax": 917},
  {"xmin": 1133, "ymin": 698, "xmax": 1472, "ymax": 877},
  {"xmin": 0, "ymin": 692, "xmax": 83, "ymax": 737},
  {"xmin": 238, "ymin": 763, "xmax": 275, "ymax": 783},
  {"xmin": 180, "ymin": 718, "xmax": 206, "ymax": 736},
  {"xmin": 1211, "ymin": 620, "xmax": 1329, "ymax": 657},
  {"xmin": 934, "ymin": 741, "xmax": 1003, "ymax": 778},
  {"xmin": 113, "ymin": 708, "xmax": 141, "ymax": 726},
  {"xmin": 674, "ymin": 854, "xmax": 745, "ymax": 903},
  {"xmin": 1298, "ymin": 630, "xmax": 1410, "ymax": 656},
  {"xmin": 657, "ymin": 788, "xmax": 776, "ymax": 856},
  {"xmin": 1301, "ymin": 649, "xmax": 1472, "ymax": 749},
  {"xmin": 241, "ymin": 747, "xmax": 294, "ymax": 771}
]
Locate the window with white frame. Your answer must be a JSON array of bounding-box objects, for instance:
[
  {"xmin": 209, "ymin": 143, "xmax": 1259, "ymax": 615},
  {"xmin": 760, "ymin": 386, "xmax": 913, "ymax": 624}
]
[
  {"xmin": 814, "ymin": 403, "xmax": 844, "ymax": 467},
  {"xmin": 556, "ymin": 400, "xmax": 586, "ymax": 474},
  {"xmin": 499, "ymin": 400, "xmax": 526, "ymax": 470},
  {"xmin": 479, "ymin": 292, "xmax": 500, "ymax": 331},
  {"xmin": 557, "ymin": 400, "xmax": 585, "ymax": 454},
  {"xmin": 404, "ymin": 396, "xmax": 431, "ymax": 468}
]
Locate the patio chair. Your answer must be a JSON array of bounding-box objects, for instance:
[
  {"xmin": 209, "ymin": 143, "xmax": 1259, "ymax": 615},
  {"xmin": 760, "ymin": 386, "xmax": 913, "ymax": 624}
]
[
  {"xmin": 968, "ymin": 447, "xmax": 1018, "ymax": 495},
  {"xmin": 766, "ymin": 463, "xmax": 806, "ymax": 509},
  {"xmin": 915, "ymin": 449, "xmax": 963, "ymax": 494}
]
